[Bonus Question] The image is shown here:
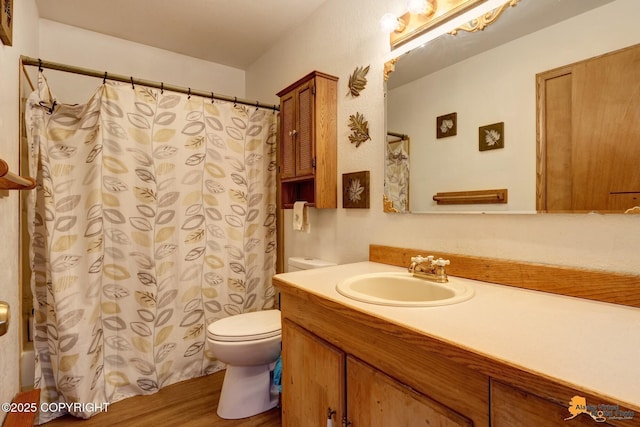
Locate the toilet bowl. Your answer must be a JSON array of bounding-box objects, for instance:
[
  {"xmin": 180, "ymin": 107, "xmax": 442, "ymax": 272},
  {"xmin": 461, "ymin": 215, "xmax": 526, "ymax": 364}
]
[{"xmin": 207, "ymin": 309, "xmax": 282, "ymax": 419}]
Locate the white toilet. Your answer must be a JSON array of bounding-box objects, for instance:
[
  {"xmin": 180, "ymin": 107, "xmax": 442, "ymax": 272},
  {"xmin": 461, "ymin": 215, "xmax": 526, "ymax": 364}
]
[
  {"xmin": 287, "ymin": 256, "xmax": 336, "ymax": 272},
  {"xmin": 207, "ymin": 256, "xmax": 336, "ymax": 419}
]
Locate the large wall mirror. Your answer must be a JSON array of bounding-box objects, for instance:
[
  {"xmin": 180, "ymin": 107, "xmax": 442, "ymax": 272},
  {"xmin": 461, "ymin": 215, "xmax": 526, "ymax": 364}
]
[{"xmin": 384, "ymin": 0, "xmax": 639, "ymax": 214}]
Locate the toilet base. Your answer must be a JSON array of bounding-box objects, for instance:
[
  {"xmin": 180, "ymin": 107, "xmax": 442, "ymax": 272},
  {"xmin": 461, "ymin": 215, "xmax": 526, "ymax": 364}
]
[{"xmin": 217, "ymin": 364, "xmax": 279, "ymax": 419}]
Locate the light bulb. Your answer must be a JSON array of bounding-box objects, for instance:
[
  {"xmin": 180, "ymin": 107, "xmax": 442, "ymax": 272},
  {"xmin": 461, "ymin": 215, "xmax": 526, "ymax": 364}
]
[
  {"xmin": 407, "ymin": 0, "xmax": 435, "ymax": 16},
  {"xmin": 407, "ymin": 0, "xmax": 427, "ymax": 14},
  {"xmin": 380, "ymin": 13, "xmax": 401, "ymax": 33}
]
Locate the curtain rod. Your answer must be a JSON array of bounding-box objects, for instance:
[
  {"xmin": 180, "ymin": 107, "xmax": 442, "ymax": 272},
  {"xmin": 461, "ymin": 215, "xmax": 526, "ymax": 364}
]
[
  {"xmin": 21, "ymin": 56, "xmax": 279, "ymax": 112},
  {"xmin": 387, "ymin": 131, "xmax": 408, "ymax": 139}
]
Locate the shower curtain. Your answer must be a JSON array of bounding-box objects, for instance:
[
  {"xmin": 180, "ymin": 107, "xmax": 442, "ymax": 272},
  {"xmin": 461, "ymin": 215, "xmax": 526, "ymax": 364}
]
[{"xmin": 25, "ymin": 72, "xmax": 277, "ymax": 423}]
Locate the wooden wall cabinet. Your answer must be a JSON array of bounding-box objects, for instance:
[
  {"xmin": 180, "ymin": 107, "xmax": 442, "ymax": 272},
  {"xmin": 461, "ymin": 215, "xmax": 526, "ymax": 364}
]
[
  {"xmin": 282, "ymin": 319, "xmax": 472, "ymax": 427},
  {"xmin": 277, "ymin": 71, "xmax": 338, "ymax": 209}
]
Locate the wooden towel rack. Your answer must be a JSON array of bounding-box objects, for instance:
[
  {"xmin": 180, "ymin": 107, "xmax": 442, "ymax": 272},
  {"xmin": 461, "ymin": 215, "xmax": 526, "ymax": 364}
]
[
  {"xmin": 433, "ymin": 188, "xmax": 508, "ymax": 205},
  {"xmin": 0, "ymin": 158, "xmax": 36, "ymax": 190}
]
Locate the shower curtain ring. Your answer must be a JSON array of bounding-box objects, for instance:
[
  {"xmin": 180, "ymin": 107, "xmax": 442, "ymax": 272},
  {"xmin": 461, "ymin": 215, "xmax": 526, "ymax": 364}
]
[
  {"xmin": 38, "ymin": 59, "xmax": 42, "ymax": 72},
  {"xmin": 211, "ymin": 92, "xmax": 214, "ymax": 103},
  {"xmin": 188, "ymin": 88, "xmax": 191, "ymax": 99},
  {"xmin": 103, "ymin": 72, "xmax": 107, "ymax": 84},
  {"xmin": 255, "ymin": 101, "xmax": 259, "ymax": 111},
  {"xmin": 160, "ymin": 82, "xmax": 164, "ymax": 94},
  {"xmin": 130, "ymin": 77, "xmax": 135, "ymax": 89},
  {"xmin": 234, "ymin": 97, "xmax": 237, "ymax": 107}
]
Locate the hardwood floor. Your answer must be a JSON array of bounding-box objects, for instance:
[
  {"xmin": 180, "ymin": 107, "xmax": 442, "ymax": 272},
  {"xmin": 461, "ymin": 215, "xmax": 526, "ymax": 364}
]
[{"xmin": 44, "ymin": 370, "xmax": 281, "ymax": 426}]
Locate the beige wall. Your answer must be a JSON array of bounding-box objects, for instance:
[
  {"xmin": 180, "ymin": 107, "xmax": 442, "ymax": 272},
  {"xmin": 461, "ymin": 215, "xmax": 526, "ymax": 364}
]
[
  {"xmin": 246, "ymin": 0, "xmax": 640, "ymax": 274},
  {"xmin": 0, "ymin": 0, "xmax": 39, "ymax": 421},
  {"xmin": 37, "ymin": 19, "xmax": 246, "ymax": 104}
]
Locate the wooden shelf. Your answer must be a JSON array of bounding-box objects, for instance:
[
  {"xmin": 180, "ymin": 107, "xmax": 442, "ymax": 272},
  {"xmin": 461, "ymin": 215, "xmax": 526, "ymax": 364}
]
[{"xmin": 0, "ymin": 158, "xmax": 35, "ymax": 190}]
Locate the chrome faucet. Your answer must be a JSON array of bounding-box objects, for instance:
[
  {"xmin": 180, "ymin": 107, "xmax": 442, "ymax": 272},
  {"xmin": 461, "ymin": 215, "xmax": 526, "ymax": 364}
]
[{"xmin": 408, "ymin": 255, "xmax": 450, "ymax": 283}]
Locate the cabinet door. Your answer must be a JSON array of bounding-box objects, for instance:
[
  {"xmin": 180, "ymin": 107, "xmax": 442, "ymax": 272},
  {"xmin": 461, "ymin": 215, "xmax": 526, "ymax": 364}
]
[
  {"xmin": 279, "ymin": 91, "xmax": 297, "ymax": 180},
  {"xmin": 281, "ymin": 319, "xmax": 345, "ymax": 427},
  {"xmin": 347, "ymin": 356, "xmax": 472, "ymax": 427},
  {"xmin": 491, "ymin": 380, "xmax": 617, "ymax": 427},
  {"xmin": 295, "ymin": 80, "xmax": 315, "ymax": 177}
]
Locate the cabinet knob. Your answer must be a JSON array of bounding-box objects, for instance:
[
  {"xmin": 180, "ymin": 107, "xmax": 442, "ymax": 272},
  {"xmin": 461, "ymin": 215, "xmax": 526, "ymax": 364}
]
[{"xmin": 288, "ymin": 129, "xmax": 297, "ymax": 136}]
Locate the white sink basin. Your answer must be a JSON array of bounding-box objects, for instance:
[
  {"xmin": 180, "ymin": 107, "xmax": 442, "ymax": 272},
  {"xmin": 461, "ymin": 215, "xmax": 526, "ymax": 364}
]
[{"xmin": 335, "ymin": 272, "xmax": 474, "ymax": 307}]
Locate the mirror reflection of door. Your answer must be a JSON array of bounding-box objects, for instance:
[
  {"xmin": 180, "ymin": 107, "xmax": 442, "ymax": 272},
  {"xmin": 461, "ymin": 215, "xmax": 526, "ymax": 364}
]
[{"xmin": 537, "ymin": 43, "xmax": 640, "ymax": 213}]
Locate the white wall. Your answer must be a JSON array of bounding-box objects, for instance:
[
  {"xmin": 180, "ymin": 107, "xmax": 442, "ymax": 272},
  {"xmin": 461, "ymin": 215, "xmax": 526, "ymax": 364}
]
[
  {"xmin": 36, "ymin": 19, "xmax": 246, "ymax": 105},
  {"xmin": 247, "ymin": 0, "xmax": 640, "ymax": 274},
  {"xmin": 0, "ymin": 0, "xmax": 40, "ymax": 421}
]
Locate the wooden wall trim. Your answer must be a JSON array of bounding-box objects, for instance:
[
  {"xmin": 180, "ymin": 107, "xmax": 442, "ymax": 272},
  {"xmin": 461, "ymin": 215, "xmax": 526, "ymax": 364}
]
[{"xmin": 369, "ymin": 245, "xmax": 640, "ymax": 309}]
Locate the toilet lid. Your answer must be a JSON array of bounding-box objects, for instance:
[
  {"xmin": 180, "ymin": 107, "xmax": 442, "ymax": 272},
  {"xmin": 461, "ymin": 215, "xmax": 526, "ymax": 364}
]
[{"xmin": 207, "ymin": 310, "xmax": 281, "ymax": 342}]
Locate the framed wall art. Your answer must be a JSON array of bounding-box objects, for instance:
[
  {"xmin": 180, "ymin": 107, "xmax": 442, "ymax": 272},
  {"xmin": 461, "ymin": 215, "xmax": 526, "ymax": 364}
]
[
  {"xmin": 436, "ymin": 112, "xmax": 457, "ymax": 139},
  {"xmin": 479, "ymin": 121, "xmax": 504, "ymax": 151},
  {"xmin": 342, "ymin": 171, "xmax": 370, "ymax": 209},
  {"xmin": 0, "ymin": 0, "xmax": 13, "ymax": 46}
]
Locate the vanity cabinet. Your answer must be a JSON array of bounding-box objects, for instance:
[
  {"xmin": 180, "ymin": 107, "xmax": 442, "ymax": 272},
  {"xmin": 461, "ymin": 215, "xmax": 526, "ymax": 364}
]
[
  {"xmin": 276, "ymin": 284, "xmax": 489, "ymax": 426},
  {"xmin": 282, "ymin": 319, "xmax": 473, "ymax": 427},
  {"xmin": 490, "ymin": 380, "xmax": 618, "ymax": 427},
  {"xmin": 276, "ymin": 71, "xmax": 337, "ymax": 208}
]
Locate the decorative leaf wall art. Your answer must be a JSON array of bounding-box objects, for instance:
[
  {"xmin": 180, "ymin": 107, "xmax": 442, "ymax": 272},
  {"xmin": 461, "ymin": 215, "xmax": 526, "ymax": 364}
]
[
  {"xmin": 347, "ymin": 65, "xmax": 370, "ymax": 97},
  {"xmin": 342, "ymin": 171, "xmax": 370, "ymax": 208},
  {"xmin": 348, "ymin": 112, "xmax": 371, "ymax": 147},
  {"xmin": 479, "ymin": 122, "xmax": 504, "ymax": 151}
]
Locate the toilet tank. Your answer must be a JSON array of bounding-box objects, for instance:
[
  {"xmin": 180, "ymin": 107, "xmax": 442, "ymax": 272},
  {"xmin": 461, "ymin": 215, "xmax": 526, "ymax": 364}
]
[{"xmin": 287, "ymin": 257, "xmax": 336, "ymax": 272}]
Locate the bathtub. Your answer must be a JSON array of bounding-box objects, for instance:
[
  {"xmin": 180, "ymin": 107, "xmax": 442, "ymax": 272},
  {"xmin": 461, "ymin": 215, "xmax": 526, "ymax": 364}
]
[{"xmin": 21, "ymin": 315, "xmax": 35, "ymax": 391}]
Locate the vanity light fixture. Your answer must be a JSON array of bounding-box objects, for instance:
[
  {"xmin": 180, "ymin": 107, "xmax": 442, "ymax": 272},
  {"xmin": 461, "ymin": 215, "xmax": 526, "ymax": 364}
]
[
  {"xmin": 382, "ymin": 0, "xmax": 492, "ymax": 49},
  {"xmin": 380, "ymin": 0, "xmax": 435, "ymax": 34}
]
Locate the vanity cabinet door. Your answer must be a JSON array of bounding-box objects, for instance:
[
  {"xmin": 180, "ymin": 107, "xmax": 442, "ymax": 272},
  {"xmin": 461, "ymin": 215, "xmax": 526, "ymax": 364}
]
[
  {"xmin": 347, "ymin": 356, "xmax": 472, "ymax": 427},
  {"xmin": 490, "ymin": 380, "xmax": 617, "ymax": 427},
  {"xmin": 281, "ymin": 319, "xmax": 345, "ymax": 427}
]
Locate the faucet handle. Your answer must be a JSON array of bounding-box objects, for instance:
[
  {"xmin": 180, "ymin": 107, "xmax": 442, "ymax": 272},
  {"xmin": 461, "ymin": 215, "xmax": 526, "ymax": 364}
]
[
  {"xmin": 433, "ymin": 258, "xmax": 450, "ymax": 267},
  {"xmin": 410, "ymin": 256, "xmax": 421, "ymax": 263}
]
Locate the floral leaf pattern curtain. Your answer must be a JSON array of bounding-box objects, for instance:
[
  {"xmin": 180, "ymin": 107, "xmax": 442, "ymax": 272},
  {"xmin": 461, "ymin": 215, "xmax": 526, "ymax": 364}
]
[
  {"xmin": 384, "ymin": 137, "xmax": 410, "ymax": 213},
  {"xmin": 26, "ymin": 73, "xmax": 277, "ymax": 423}
]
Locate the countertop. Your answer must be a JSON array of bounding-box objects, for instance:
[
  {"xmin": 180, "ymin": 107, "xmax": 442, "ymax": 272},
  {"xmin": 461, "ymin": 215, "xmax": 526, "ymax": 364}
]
[{"xmin": 274, "ymin": 261, "xmax": 640, "ymax": 409}]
